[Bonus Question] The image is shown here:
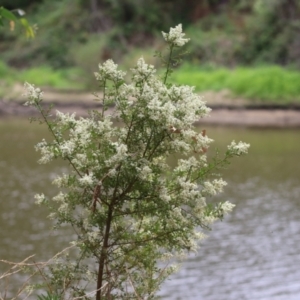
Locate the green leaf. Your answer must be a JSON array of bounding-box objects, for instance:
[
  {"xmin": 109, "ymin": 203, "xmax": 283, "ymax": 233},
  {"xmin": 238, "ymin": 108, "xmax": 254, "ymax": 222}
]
[
  {"xmin": 0, "ymin": 7, "xmax": 18, "ymax": 22},
  {"xmin": 20, "ymin": 17, "xmax": 35, "ymax": 38}
]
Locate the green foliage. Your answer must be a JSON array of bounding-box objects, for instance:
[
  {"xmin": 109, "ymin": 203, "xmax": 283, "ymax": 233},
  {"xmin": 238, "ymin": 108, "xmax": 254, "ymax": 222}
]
[
  {"xmin": 184, "ymin": 16, "xmax": 243, "ymax": 67},
  {"xmin": 100, "ymin": 0, "xmax": 218, "ymax": 38},
  {"xmin": 37, "ymin": 292, "xmax": 60, "ymax": 300},
  {"xmin": 0, "ymin": 59, "xmax": 15, "ymax": 78},
  {"xmin": 2, "ymin": 0, "xmax": 89, "ymax": 68},
  {"xmin": 0, "ymin": 0, "xmax": 43, "ymax": 8},
  {"xmin": 0, "ymin": 6, "xmax": 35, "ymax": 38},
  {"xmin": 18, "ymin": 66, "xmax": 84, "ymax": 90},
  {"xmin": 173, "ymin": 64, "xmax": 300, "ymax": 103},
  {"xmin": 103, "ymin": 0, "xmax": 170, "ymax": 37},
  {"xmin": 239, "ymin": 0, "xmax": 300, "ymax": 67},
  {"xmin": 0, "ymin": 7, "xmax": 18, "ymax": 24},
  {"xmin": 1, "ymin": 0, "xmax": 300, "ymax": 73},
  {"xmin": 0, "ymin": 59, "xmax": 84, "ymax": 90},
  {"xmin": 2, "ymin": 0, "xmax": 299, "ymax": 106},
  {"xmin": 69, "ymin": 32, "xmax": 125, "ymax": 88}
]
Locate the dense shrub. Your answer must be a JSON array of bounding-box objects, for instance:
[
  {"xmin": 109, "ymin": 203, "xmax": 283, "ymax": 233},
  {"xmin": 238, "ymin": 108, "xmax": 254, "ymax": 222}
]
[{"xmin": 239, "ymin": 0, "xmax": 300, "ymax": 67}]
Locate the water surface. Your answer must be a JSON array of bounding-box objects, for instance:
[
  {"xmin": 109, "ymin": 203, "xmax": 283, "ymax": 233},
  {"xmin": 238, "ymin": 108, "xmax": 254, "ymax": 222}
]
[{"xmin": 0, "ymin": 119, "xmax": 299, "ymax": 299}]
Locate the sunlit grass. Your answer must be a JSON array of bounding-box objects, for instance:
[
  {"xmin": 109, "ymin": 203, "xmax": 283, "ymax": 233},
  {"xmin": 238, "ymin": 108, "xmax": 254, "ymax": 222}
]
[
  {"xmin": 172, "ymin": 64, "xmax": 300, "ymax": 104},
  {"xmin": 17, "ymin": 66, "xmax": 85, "ymax": 90},
  {"xmin": 1, "ymin": 59, "xmax": 300, "ymax": 105},
  {"xmin": 0, "ymin": 60, "xmax": 85, "ymax": 90}
]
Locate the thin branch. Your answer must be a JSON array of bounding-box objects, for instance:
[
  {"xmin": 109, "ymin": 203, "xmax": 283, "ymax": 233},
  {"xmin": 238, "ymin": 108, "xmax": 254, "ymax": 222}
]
[
  {"xmin": 125, "ymin": 268, "xmax": 142, "ymax": 300},
  {"xmin": 163, "ymin": 44, "xmax": 174, "ymax": 84}
]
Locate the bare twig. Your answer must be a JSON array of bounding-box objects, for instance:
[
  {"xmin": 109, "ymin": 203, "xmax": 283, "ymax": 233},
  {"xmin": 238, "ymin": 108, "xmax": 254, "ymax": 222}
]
[{"xmin": 0, "ymin": 245, "xmax": 76, "ymax": 299}]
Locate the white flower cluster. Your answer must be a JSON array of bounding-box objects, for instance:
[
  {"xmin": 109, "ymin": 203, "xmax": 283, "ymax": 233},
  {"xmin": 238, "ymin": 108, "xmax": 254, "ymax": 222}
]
[
  {"xmin": 23, "ymin": 82, "xmax": 43, "ymax": 106},
  {"xmin": 72, "ymin": 153, "xmax": 89, "ymax": 169},
  {"xmin": 158, "ymin": 185, "xmax": 171, "ymax": 203},
  {"xmin": 131, "ymin": 57, "xmax": 156, "ymax": 82},
  {"xmin": 79, "ymin": 173, "xmax": 95, "ymax": 187},
  {"xmin": 52, "ymin": 192, "xmax": 71, "ymax": 216},
  {"xmin": 52, "ymin": 174, "xmax": 70, "ymax": 188},
  {"xmin": 220, "ymin": 201, "xmax": 235, "ymax": 214},
  {"xmin": 202, "ymin": 179, "xmax": 227, "ymax": 196},
  {"xmin": 105, "ymin": 142, "xmax": 128, "ymax": 166},
  {"xmin": 148, "ymin": 85, "xmax": 211, "ymax": 148},
  {"xmin": 94, "ymin": 59, "xmax": 126, "ymax": 83},
  {"xmin": 56, "ymin": 110, "xmax": 76, "ymax": 126},
  {"xmin": 138, "ymin": 165, "xmax": 153, "ymax": 181},
  {"xmin": 176, "ymin": 177, "xmax": 199, "ymax": 203},
  {"xmin": 174, "ymin": 156, "xmax": 199, "ymax": 173},
  {"xmin": 228, "ymin": 140, "xmax": 250, "ymax": 156},
  {"xmin": 34, "ymin": 193, "xmax": 46, "ymax": 205},
  {"xmin": 116, "ymin": 66, "xmax": 212, "ymax": 155},
  {"xmin": 162, "ymin": 24, "xmax": 190, "ymax": 47},
  {"xmin": 87, "ymin": 230, "xmax": 100, "ymax": 244},
  {"xmin": 59, "ymin": 139, "xmax": 76, "ymax": 157},
  {"xmin": 35, "ymin": 139, "xmax": 55, "ymax": 164}
]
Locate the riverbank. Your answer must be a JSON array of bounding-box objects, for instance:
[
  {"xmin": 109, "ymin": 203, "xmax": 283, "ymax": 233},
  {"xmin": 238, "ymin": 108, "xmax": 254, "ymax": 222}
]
[{"xmin": 1, "ymin": 89, "xmax": 300, "ymax": 127}]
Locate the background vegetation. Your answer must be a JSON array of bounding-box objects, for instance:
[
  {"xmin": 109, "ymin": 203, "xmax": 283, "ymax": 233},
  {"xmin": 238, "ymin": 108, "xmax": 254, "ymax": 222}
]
[{"xmin": 1, "ymin": 0, "xmax": 300, "ymax": 103}]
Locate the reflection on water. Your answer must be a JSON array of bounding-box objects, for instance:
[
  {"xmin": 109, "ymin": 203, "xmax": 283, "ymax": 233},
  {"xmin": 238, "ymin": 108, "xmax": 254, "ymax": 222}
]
[{"xmin": 0, "ymin": 119, "xmax": 300, "ymax": 299}]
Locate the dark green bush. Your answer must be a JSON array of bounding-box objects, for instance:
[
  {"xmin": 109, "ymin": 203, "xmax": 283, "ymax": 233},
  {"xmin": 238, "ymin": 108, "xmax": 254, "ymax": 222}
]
[
  {"xmin": 239, "ymin": 0, "xmax": 300, "ymax": 67},
  {"xmin": 1, "ymin": 0, "xmax": 300, "ymax": 76}
]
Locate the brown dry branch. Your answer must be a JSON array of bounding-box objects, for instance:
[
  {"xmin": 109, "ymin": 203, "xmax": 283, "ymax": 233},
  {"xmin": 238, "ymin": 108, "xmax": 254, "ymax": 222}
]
[{"xmin": 0, "ymin": 245, "xmax": 75, "ymax": 300}]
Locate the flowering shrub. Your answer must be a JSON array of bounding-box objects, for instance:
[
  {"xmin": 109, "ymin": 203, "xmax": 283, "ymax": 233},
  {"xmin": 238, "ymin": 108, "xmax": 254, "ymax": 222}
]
[{"xmin": 24, "ymin": 24, "xmax": 249, "ymax": 300}]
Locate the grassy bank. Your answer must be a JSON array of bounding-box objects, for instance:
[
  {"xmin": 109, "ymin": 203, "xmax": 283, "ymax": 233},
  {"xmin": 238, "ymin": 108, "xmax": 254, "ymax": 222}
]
[
  {"xmin": 1, "ymin": 60, "xmax": 300, "ymax": 105},
  {"xmin": 0, "ymin": 61, "xmax": 84, "ymax": 90},
  {"xmin": 173, "ymin": 64, "xmax": 300, "ymax": 104}
]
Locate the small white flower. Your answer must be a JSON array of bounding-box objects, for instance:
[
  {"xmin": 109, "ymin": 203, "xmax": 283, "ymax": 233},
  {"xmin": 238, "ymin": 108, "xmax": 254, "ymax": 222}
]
[
  {"xmin": 59, "ymin": 140, "xmax": 76, "ymax": 157},
  {"xmin": 139, "ymin": 165, "xmax": 153, "ymax": 181},
  {"xmin": 56, "ymin": 110, "xmax": 76, "ymax": 126},
  {"xmin": 70, "ymin": 118, "xmax": 94, "ymax": 146},
  {"xmin": 34, "ymin": 193, "xmax": 46, "ymax": 205},
  {"xmin": 72, "ymin": 153, "xmax": 88, "ymax": 169},
  {"xmin": 23, "ymin": 82, "xmax": 43, "ymax": 106},
  {"xmin": 162, "ymin": 24, "xmax": 190, "ymax": 47},
  {"xmin": 131, "ymin": 57, "xmax": 156, "ymax": 82},
  {"xmin": 228, "ymin": 140, "xmax": 250, "ymax": 155},
  {"xmin": 95, "ymin": 59, "xmax": 126, "ymax": 82},
  {"xmin": 48, "ymin": 212, "xmax": 57, "ymax": 220},
  {"xmin": 79, "ymin": 173, "xmax": 94, "ymax": 186},
  {"xmin": 58, "ymin": 202, "xmax": 70, "ymax": 215},
  {"xmin": 52, "ymin": 174, "xmax": 69, "ymax": 188},
  {"xmin": 106, "ymin": 142, "xmax": 128, "ymax": 165},
  {"xmin": 202, "ymin": 179, "xmax": 227, "ymax": 196},
  {"xmin": 53, "ymin": 192, "xmax": 67, "ymax": 203},
  {"xmin": 221, "ymin": 201, "xmax": 235, "ymax": 214},
  {"xmin": 175, "ymin": 156, "xmax": 198, "ymax": 173},
  {"xmin": 35, "ymin": 139, "xmax": 54, "ymax": 164},
  {"xmin": 87, "ymin": 230, "xmax": 99, "ymax": 243}
]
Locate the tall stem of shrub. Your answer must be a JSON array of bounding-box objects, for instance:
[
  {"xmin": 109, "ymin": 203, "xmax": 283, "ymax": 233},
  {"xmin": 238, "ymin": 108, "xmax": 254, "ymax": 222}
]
[
  {"xmin": 163, "ymin": 44, "xmax": 174, "ymax": 84},
  {"xmin": 96, "ymin": 205, "xmax": 113, "ymax": 300}
]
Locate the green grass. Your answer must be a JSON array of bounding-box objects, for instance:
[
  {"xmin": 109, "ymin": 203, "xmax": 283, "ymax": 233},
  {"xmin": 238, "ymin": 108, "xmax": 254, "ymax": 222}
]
[
  {"xmin": 0, "ymin": 61, "xmax": 87, "ymax": 100},
  {"xmin": 0, "ymin": 60, "xmax": 16, "ymax": 84},
  {"xmin": 1, "ymin": 59, "xmax": 300, "ymax": 105},
  {"xmin": 0, "ymin": 60, "xmax": 85, "ymax": 90},
  {"xmin": 172, "ymin": 64, "xmax": 300, "ymax": 104},
  {"xmin": 17, "ymin": 66, "xmax": 85, "ymax": 90}
]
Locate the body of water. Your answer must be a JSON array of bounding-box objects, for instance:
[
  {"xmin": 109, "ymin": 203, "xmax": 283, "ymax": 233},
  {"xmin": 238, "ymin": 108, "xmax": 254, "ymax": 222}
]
[{"xmin": 0, "ymin": 119, "xmax": 299, "ymax": 299}]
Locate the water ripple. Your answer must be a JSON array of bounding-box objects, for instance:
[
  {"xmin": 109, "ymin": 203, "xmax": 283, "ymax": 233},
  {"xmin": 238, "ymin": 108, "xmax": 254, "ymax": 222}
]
[{"xmin": 159, "ymin": 179, "xmax": 300, "ymax": 299}]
